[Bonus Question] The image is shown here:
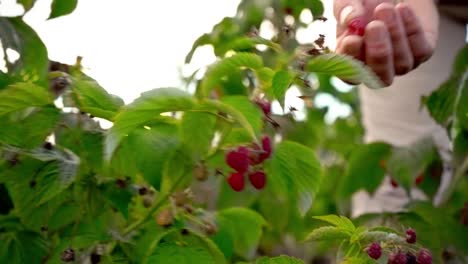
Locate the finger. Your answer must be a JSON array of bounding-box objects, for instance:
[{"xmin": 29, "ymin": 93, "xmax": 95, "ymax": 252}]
[
  {"xmin": 334, "ymin": 0, "xmax": 365, "ymax": 36},
  {"xmin": 365, "ymin": 20, "xmax": 394, "ymax": 86},
  {"xmin": 336, "ymin": 35, "xmax": 364, "ymax": 61},
  {"xmin": 374, "ymin": 3, "xmax": 414, "ymax": 75},
  {"xmin": 396, "ymin": 3, "xmax": 435, "ymax": 66}
]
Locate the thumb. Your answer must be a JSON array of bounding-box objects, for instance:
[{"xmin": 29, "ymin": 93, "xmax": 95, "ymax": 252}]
[{"xmin": 334, "ymin": 0, "xmax": 365, "ymax": 28}]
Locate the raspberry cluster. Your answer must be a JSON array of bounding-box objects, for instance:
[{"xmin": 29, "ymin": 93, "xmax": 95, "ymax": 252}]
[
  {"xmin": 225, "ymin": 135, "xmax": 272, "ymax": 192},
  {"xmin": 365, "ymin": 228, "xmax": 432, "ymax": 264}
]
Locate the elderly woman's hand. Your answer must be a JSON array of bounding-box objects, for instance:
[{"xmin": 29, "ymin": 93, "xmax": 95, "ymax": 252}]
[{"xmin": 334, "ymin": 0, "xmax": 438, "ymax": 86}]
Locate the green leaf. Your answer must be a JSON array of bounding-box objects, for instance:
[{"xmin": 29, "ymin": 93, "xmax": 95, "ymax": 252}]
[
  {"xmin": 111, "ymin": 121, "xmax": 180, "ymax": 189},
  {"xmin": 219, "ymin": 36, "xmax": 283, "ymax": 54},
  {"xmin": 122, "ymin": 222, "xmax": 175, "ymax": 263},
  {"xmin": 272, "ymin": 70, "xmax": 294, "ymax": 108},
  {"xmin": 0, "ymin": 82, "xmax": 52, "ymax": 116},
  {"xmin": 147, "ymin": 241, "xmax": 216, "ymax": 264},
  {"xmin": 213, "ymin": 207, "xmax": 266, "ymax": 260},
  {"xmin": 0, "ymin": 18, "xmax": 48, "ymax": 87},
  {"xmin": 0, "ymin": 230, "xmax": 48, "ymax": 264},
  {"xmin": 305, "ymin": 226, "xmax": 350, "ymax": 242},
  {"xmin": 338, "ymin": 143, "xmax": 391, "ymax": 199},
  {"xmin": 425, "ymin": 77, "xmax": 459, "ymax": 127},
  {"xmin": 70, "ymin": 78, "xmax": 124, "ymax": 120},
  {"xmin": 49, "ymin": 0, "xmax": 78, "ymax": 19},
  {"xmin": 18, "ymin": 0, "xmax": 37, "ymax": 12},
  {"xmin": 160, "ymin": 147, "xmax": 194, "ymax": 195},
  {"xmin": 200, "ymin": 53, "xmax": 263, "ymax": 97},
  {"xmin": 255, "ymin": 255, "xmax": 305, "ymax": 264},
  {"xmin": 306, "ymin": 54, "xmax": 383, "ymax": 89},
  {"xmin": 221, "ymin": 96, "xmax": 263, "ymax": 136},
  {"xmin": 2, "ymin": 147, "xmax": 79, "ymax": 212},
  {"xmin": 309, "ymin": 0, "xmax": 325, "ymax": 18},
  {"xmin": 387, "ymin": 137, "xmax": 436, "ymax": 191},
  {"xmin": 313, "ymin": 215, "xmax": 355, "ymax": 231},
  {"xmin": 180, "ymin": 110, "xmax": 217, "ymax": 159},
  {"xmin": 265, "ymin": 141, "xmax": 321, "ymax": 215},
  {"xmin": 0, "ymin": 106, "xmax": 60, "ymax": 148},
  {"xmin": 453, "ymin": 44, "xmax": 468, "ymax": 76},
  {"xmin": 105, "ymin": 88, "xmax": 195, "ymax": 161},
  {"xmin": 203, "ymin": 99, "xmax": 259, "ymax": 142}
]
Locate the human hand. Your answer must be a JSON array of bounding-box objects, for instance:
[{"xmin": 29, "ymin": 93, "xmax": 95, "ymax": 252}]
[{"xmin": 334, "ymin": 0, "xmax": 438, "ymax": 86}]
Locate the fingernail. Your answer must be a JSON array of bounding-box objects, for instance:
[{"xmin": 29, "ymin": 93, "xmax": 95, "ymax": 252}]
[{"xmin": 340, "ymin": 6, "xmax": 354, "ymax": 26}]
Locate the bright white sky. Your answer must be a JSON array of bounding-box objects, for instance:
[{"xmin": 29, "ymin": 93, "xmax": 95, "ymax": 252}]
[{"xmin": 1, "ymin": 0, "xmax": 351, "ymax": 122}]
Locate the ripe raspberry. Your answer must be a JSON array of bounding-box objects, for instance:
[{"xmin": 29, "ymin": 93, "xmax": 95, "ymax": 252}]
[
  {"xmin": 366, "ymin": 242, "xmax": 382, "ymax": 260},
  {"xmin": 226, "ymin": 147, "xmax": 250, "ymax": 173},
  {"xmin": 259, "ymin": 135, "xmax": 272, "ymax": 161},
  {"xmin": 255, "ymin": 99, "xmax": 271, "ymax": 116},
  {"xmin": 406, "ymin": 253, "xmax": 417, "ymax": 264},
  {"xmin": 405, "ymin": 228, "xmax": 417, "ymax": 244},
  {"xmin": 415, "ymin": 174, "xmax": 424, "ymax": 185},
  {"xmin": 227, "ymin": 172, "xmax": 245, "ymax": 192},
  {"xmin": 249, "ymin": 171, "xmax": 266, "ymax": 190},
  {"xmin": 390, "ymin": 178, "xmax": 399, "ymax": 188},
  {"xmin": 389, "ymin": 252, "xmax": 407, "ymax": 264},
  {"xmin": 348, "ymin": 18, "xmax": 366, "ymax": 36},
  {"xmin": 417, "ymin": 249, "xmax": 432, "ymax": 264}
]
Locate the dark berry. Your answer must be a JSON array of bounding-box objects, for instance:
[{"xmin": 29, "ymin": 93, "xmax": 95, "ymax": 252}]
[
  {"xmin": 405, "ymin": 228, "xmax": 416, "ymax": 244},
  {"xmin": 138, "ymin": 186, "xmax": 149, "ymax": 195},
  {"xmin": 284, "ymin": 7, "xmax": 293, "ymax": 15},
  {"xmin": 115, "ymin": 178, "xmax": 127, "ymax": 188},
  {"xmin": 41, "ymin": 226, "xmax": 48, "ymax": 232},
  {"xmin": 415, "ymin": 174, "xmax": 424, "ymax": 185},
  {"xmin": 181, "ymin": 228, "xmax": 189, "ymax": 235},
  {"xmin": 389, "ymin": 252, "xmax": 407, "ymax": 264},
  {"xmin": 390, "ymin": 178, "xmax": 399, "ymax": 188},
  {"xmin": 255, "ymin": 99, "xmax": 271, "ymax": 116},
  {"xmin": 61, "ymin": 248, "xmax": 75, "ymax": 262},
  {"xmin": 259, "ymin": 135, "xmax": 272, "ymax": 161},
  {"xmin": 406, "ymin": 253, "xmax": 417, "ymax": 264},
  {"xmin": 347, "ymin": 18, "xmax": 367, "ymax": 36},
  {"xmin": 249, "ymin": 171, "xmax": 266, "ymax": 190},
  {"xmin": 227, "ymin": 172, "xmax": 245, "ymax": 192},
  {"xmin": 90, "ymin": 253, "xmax": 101, "ymax": 264},
  {"xmin": 43, "ymin": 141, "xmax": 53, "ymax": 150},
  {"xmin": 226, "ymin": 147, "xmax": 250, "ymax": 173},
  {"xmin": 366, "ymin": 242, "xmax": 382, "ymax": 260},
  {"xmin": 417, "ymin": 249, "xmax": 432, "ymax": 264}
]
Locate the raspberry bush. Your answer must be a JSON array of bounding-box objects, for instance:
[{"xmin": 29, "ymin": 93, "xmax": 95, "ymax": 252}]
[{"xmin": 0, "ymin": 0, "xmax": 467, "ymax": 263}]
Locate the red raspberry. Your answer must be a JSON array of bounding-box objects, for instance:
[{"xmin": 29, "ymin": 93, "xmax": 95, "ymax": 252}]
[
  {"xmin": 405, "ymin": 228, "xmax": 417, "ymax": 244},
  {"xmin": 259, "ymin": 135, "xmax": 272, "ymax": 161},
  {"xmin": 226, "ymin": 147, "xmax": 250, "ymax": 173},
  {"xmin": 389, "ymin": 252, "xmax": 407, "ymax": 264},
  {"xmin": 255, "ymin": 99, "xmax": 271, "ymax": 116},
  {"xmin": 415, "ymin": 174, "xmax": 424, "ymax": 185},
  {"xmin": 347, "ymin": 18, "xmax": 366, "ymax": 36},
  {"xmin": 227, "ymin": 172, "xmax": 245, "ymax": 192},
  {"xmin": 249, "ymin": 171, "xmax": 266, "ymax": 190},
  {"xmin": 366, "ymin": 242, "xmax": 382, "ymax": 260},
  {"xmin": 417, "ymin": 249, "xmax": 432, "ymax": 264}
]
